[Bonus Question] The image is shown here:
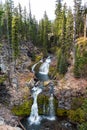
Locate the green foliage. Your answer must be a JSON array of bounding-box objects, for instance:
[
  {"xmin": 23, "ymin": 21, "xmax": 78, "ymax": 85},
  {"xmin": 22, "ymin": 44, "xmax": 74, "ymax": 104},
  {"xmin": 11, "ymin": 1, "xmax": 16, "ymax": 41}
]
[
  {"xmin": 0, "ymin": 75, "xmax": 7, "ymax": 84},
  {"xmin": 6, "ymin": 0, "xmax": 13, "ymax": 58},
  {"xmin": 68, "ymin": 108, "xmax": 85, "ymax": 123},
  {"xmin": 74, "ymin": 41, "xmax": 87, "ymax": 78},
  {"xmin": 79, "ymin": 122, "xmax": 87, "ymax": 130},
  {"xmin": 57, "ymin": 49, "xmax": 68, "ymax": 75},
  {"xmin": 56, "ymin": 108, "xmax": 68, "ymax": 117},
  {"xmin": 12, "ymin": 94, "xmax": 58, "ymax": 116},
  {"xmin": 78, "ymin": 99, "xmax": 87, "ymax": 129},
  {"xmin": 58, "ymin": 54, "xmax": 68, "ymax": 75},
  {"xmin": 12, "ymin": 16, "xmax": 19, "ymax": 60},
  {"xmin": 31, "ymin": 51, "xmax": 36, "ymax": 61},
  {"xmin": 82, "ymin": 99, "xmax": 87, "ymax": 114},
  {"xmin": 37, "ymin": 94, "xmax": 49, "ymax": 115},
  {"xmin": 12, "ymin": 99, "xmax": 33, "ymax": 116},
  {"xmin": 37, "ymin": 94, "xmax": 58, "ymax": 115}
]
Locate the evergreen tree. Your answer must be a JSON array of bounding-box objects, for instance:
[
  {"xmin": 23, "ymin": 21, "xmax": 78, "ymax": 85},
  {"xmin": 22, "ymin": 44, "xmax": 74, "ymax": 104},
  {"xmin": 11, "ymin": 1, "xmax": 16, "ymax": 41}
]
[
  {"xmin": 0, "ymin": 3, "xmax": 4, "ymax": 40},
  {"xmin": 57, "ymin": 48, "xmax": 68, "ymax": 75},
  {"xmin": 61, "ymin": 3, "xmax": 67, "ymax": 51},
  {"xmin": 18, "ymin": 3, "xmax": 23, "ymax": 42},
  {"xmin": 6, "ymin": 0, "xmax": 13, "ymax": 61},
  {"xmin": 23, "ymin": 6, "xmax": 28, "ymax": 41},
  {"xmin": 43, "ymin": 11, "xmax": 48, "ymax": 55},
  {"xmin": 54, "ymin": 0, "xmax": 62, "ymax": 46},
  {"xmin": 59, "ymin": 53, "xmax": 68, "ymax": 75},
  {"xmin": 12, "ymin": 16, "xmax": 19, "ymax": 65},
  {"xmin": 66, "ymin": 8, "xmax": 73, "ymax": 57},
  {"xmin": 38, "ymin": 19, "xmax": 44, "ymax": 47},
  {"xmin": 75, "ymin": 0, "xmax": 83, "ymax": 37}
]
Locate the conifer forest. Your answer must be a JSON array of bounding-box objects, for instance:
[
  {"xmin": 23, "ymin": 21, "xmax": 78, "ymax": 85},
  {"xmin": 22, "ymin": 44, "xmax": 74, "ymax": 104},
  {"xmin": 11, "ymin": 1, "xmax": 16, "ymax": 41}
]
[{"xmin": 0, "ymin": 0, "xmax": 87, "ymax": 130}]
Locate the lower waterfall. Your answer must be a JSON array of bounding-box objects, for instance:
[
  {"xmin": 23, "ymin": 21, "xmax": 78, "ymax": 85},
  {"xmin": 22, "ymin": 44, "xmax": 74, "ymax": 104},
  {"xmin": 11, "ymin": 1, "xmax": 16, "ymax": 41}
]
[
  {"xmin": 47, "ymin": 94, "xmax": 55, "ymax": 120},
  {"xmin": 28, "ymin": 87, "xmax": 42, "ymax": 125}
]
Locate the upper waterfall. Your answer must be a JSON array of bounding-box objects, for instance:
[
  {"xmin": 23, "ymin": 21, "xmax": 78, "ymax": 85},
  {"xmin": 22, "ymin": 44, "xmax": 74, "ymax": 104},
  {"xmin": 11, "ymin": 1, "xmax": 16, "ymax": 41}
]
[{"xmin": 39, "ymin": 57, "xmax": 51, "ymax": 75}]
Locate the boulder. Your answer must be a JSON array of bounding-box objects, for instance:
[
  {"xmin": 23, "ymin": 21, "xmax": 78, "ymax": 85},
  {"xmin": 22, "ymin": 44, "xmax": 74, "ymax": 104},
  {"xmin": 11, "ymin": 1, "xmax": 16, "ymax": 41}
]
[{"xmin": 0, "ymin": 125, "xmax": 22, "ymax": 130}]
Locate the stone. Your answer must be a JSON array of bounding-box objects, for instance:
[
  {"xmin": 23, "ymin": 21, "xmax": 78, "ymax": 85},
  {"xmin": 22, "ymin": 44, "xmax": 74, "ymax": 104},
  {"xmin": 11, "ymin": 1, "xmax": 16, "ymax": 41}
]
[
  {"xmin": 14, "ymin": 127, "xmax": 22, "ymax": 130},
  {"xmin": 0, "ymin": 125, "xmax": 22, "ymax": 130},
  {"xmin": 0, "ymin": 117, "xmax": 5, "ymax": 125}
]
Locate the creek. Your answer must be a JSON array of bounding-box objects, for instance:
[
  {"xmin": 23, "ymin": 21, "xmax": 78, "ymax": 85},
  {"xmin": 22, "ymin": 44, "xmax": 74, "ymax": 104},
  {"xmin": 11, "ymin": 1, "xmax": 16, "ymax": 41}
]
[{"xmin": 21, "ymin": 56, "xmax": 77, "ymax": 130}]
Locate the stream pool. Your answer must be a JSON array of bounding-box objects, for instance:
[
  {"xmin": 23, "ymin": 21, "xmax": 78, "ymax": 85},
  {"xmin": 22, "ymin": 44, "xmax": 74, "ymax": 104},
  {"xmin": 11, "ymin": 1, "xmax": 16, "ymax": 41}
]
[{"xmin": 21, "ymin": 117, "xmax": 77, "ymax": 130}]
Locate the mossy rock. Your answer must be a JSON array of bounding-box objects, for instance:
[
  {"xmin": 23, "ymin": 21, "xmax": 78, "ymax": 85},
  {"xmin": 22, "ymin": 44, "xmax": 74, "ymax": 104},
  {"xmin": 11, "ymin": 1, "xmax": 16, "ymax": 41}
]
[
  {"xmin": 12, "ymin": 99, "xmax": 33, "ymax": 116},
  {"xmin": 49, "ymin": 66, "xmax": 57, "ymax": 78},
  {"xmin": 37, "ymin": 94, "xmax": 58, "ymax": 115},
  {"xmin": 35, "ymin": 54, "xmax": 43, "ymax": 62},
  {"xmin": 68, "ymin": 108, "xmax": 85, "ymax": 123},
  {"xmin": 71, "ymin": 97, "xmax": 85, "ymax": 110},
  {"xmin": 0, "ymin": 75, "xmax": 7, "ymax": 84},
  {"xmin": 56, "ymin": 108, "xmax": 68, "ymax": 117},
  {"xmin": 12, "ymin": 94, "xmax": 58, "ymax": 117}
]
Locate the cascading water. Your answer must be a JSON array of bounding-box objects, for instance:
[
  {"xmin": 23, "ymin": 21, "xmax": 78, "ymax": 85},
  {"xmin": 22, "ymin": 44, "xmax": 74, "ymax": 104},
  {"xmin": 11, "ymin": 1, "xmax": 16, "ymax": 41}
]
[
  {"xmin": 32, "ymin": 59, "xmax": 43, "ymax": 73},
  {"xmin": 22, "ymin": 57, "xmax": 77, "ymax": 130},
  {"xmin": 28, "ymin": 87, "xmax": 42, "ymax": 125},
  {"xmin": 47, "ymin": 93, "xmax": 55, "ymax": 120},
  {"xmin": 21, "ymin": 56, "xmax": 76, "ymax": 130},
  {"xmin": 39, "ymin": 57, "xmax": 51, "ymax": 75}
]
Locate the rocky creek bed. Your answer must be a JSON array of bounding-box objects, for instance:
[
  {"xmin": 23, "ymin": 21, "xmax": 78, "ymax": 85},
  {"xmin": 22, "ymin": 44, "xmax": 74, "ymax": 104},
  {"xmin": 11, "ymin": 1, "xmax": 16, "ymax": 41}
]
[{"xmin": 0, "ymin": 55, "xmax": 87, "ymax": 130}]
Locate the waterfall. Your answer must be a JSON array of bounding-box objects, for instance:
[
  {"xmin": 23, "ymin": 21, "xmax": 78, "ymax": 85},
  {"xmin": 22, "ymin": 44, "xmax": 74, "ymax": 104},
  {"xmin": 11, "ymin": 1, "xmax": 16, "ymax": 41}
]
[
  {"xmin": 39, "ymin": 57, "xmax": 51, "ymax": 75},
  {"xmin": 28, "ymin": 87, "xmax": 42, "ymax": 125},
  {"xmin": 28, "ymin": 56, "xmax": 55, "ymax": 125},
  {"xmin": 48, "ymin": 94, "xmax": 55, "ymax": 120},
  {"xmin": 32, "ymin": 59, "xmax": 43, "ymax": 73}
]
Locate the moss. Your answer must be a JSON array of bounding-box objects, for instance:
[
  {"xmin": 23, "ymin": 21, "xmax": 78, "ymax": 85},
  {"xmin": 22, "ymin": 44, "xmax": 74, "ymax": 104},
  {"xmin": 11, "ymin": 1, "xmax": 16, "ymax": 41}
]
[
  {"xmin": 12, "ymin": 99, "xmax": 33, "ymax": 116},
  {"xmin": 50, "ymin": 46, "xmax": 59, "ymax": 54},
  {"xmin": 37, "ymin": 94, "xmax": 49, "ymax": 115},
  {"xmin": 49, "ymin": 66, "xmax": 57, "ymax": 78},
  {"xmin": 56, "ymin": 108, "xmax": 68, "ymax": 117},
  {"xmin": 37, "ymin": 94, "xmax": 58, "ymax": 115},
  {"xmin": 68, "ymin": 108, "xmax": 85, "ymax": 123},
  {"xmin": 12, "ymin": 94, "xmax": 58, "ymax": 117},
  {"xmin": 35, "ymin": 53, "xmax": 43, "ymax": 62},
  {"xmin": 0, "ymin": 75, "xmax": 7, "ymax": 84}
]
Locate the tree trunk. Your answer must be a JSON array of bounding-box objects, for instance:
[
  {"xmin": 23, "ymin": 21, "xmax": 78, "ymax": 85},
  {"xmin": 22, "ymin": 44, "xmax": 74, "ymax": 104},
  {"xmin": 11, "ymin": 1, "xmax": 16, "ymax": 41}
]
[{"xmin": 84, "ymin": 14, "xmax": 87, "ymax": 38}]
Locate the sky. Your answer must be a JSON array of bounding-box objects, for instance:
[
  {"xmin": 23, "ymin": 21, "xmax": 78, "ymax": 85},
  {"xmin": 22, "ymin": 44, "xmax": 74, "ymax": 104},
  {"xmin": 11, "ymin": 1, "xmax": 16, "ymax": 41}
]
[{"xmin": 1, "ymin": 0, "xmax": 87, "ymax": 21}]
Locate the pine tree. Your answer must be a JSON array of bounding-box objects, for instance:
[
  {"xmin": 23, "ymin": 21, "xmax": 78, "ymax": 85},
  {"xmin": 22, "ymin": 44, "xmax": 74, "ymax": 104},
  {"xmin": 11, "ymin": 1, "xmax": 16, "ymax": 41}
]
[
  {"xmin": 43, "ymin": 11, "xmax": 48, "ymax": 55},
  {"xmin": 54, "ymin": 0, "xmax": 62, "ymax": 46},
  {"xmin": 38, "ymin": 19, "xmax": 44, "ymax": 47},
  {"xmin": 6, "ymin": 0, "xmax": 13, "ymax": 62},
  {"xmin": 61, "ymin": 3, "xmax": 67, "ymax": 52},
  {"xmin": 12, "ymin": 16, "xmax": 19, "ymax": 63},
  {"xmin": 66, "ymin": 8, "xmax": 73, "ymax": 57},
  {"xmin": 18, "ymin": 3, "xmax": 23, "ymax": 42},
  {"xmin": 0, "ymin": 4, "xmax": 4, "ymax": 40},
  {"xmin": 59, "ymin": 53, "xmax": 67, "ymax": 75}
]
